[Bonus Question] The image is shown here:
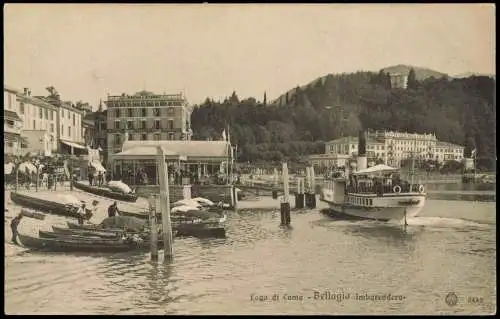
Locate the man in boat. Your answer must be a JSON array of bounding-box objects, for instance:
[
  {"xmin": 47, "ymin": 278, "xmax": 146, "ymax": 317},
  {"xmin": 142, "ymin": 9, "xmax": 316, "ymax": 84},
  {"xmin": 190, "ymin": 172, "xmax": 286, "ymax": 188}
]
[
  {"xmin": 10, "ymin": 214, "xmax": 23, "ymax": 244},
  {"xmin": 76, "ymin": 203, "xmax": 87, "ymax": 225},
  {"xmin": 108, "ymin": 201, "xmax": 120, "ymax": 218}
]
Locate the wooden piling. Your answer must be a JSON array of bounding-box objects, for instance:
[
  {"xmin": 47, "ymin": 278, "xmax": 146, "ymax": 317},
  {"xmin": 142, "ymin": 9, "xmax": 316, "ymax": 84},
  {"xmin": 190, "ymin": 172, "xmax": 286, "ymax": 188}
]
[
  {"xmin": 148, "ymin": 195, "xmax": 158, "ymax": 261},
  {"xmin": 157, "ymin": 146, "xmax": 174, "ymax": 262},
  {"xmin": 280, "ymin": 162, "xmax": 291, "ymax": 225},
  {"xmin": 310, "ymin": 166, "xmax": 317, "ymax": 209},
  {"xmin": 295, "ymin": 176, "xmax": 304, "ymax": 209},
  {"xmin": 232, "ymin": 185, "xmax": 238, "ymax": 210}
]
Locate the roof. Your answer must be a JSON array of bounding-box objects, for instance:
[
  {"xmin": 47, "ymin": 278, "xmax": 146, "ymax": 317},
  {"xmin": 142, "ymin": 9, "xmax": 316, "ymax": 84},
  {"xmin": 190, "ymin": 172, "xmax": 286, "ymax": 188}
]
[
  {"xmin": 122, "ymin": 140, "xmax": 230, "ymax": 158},
  {"xmin": 82, "ymin": 119, "xmax": 95, "ymax": 127},
  {"xmin": 116, "ymin": 146, "xmax": 180, "ymax": 157},
  {"xmin": 17, "ymin": 95, "xmax": 58, "ymax": 110},
  {"xmin": 436, "ymin": 141, "xmax": 463, "ymax": 148},
  {"xmin": 4, "ymin": 110, "xmax": 22, "ymax": 121},
  {"xmin": 326, "ymin": 136, "xmax": 384, "ymax": 144}
]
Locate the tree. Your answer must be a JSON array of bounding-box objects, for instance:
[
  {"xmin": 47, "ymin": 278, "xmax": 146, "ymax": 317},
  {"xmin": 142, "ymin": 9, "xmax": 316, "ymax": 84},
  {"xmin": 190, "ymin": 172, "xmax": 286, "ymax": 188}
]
[
  {"xmin": 263, "ymin": 91, "xmax": 267, "ymax": 106},
  {"xmin": 407, "ymin": 68, "xmax": 418, "ymax": 90},
  {"xmin": 45, "ymin": 86, "xmax": 60, "ymax": 101}
]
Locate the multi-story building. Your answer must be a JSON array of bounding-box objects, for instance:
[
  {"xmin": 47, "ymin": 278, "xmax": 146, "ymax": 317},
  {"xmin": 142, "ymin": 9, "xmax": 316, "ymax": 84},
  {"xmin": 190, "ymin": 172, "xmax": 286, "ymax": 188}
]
[
  {"xmin": 4, "ymin": 110, "xmax": 23, "ymax": 155},
  {"xmin": 4, "ymin": 85, "xmax": 87, "ymax": 156},
  {"xmin": 4, "ymin": 86, "xmax": 58, "ymax": 155},
  {"xmin": 309, "ymin": 130, "xmax": 464, "ymax": 169},
  {"xmin": 105, "ymin": 91, "xmax": 193, "ymax": 162},
  {"xmin": 4, "ymin": 86, "xmax": 23, "ymax": 155},
  {"xmin": 389, "ymin": 73, "xmax": 408, "ymax": 89},
  {"xmin": 83, "ymin": 106, "xmax": 108, "ymax": 164}
]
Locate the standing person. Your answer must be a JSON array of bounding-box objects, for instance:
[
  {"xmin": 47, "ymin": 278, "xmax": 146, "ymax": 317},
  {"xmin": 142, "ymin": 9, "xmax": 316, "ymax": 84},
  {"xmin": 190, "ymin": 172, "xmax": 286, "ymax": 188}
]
[
  {"xmin": 10, "ymin": 214, "xmax": 23, "ymax": 244},
  {"xmin": 98, "ymin": 171, "xmax": 104, "ymax": 187},
  {"xmin": 107, "ymin": 201, "xmax": 120, "ymax": 218},
  {"xmin": 88, "ymin": 169, "xmax": 94, "ymax": 186}
]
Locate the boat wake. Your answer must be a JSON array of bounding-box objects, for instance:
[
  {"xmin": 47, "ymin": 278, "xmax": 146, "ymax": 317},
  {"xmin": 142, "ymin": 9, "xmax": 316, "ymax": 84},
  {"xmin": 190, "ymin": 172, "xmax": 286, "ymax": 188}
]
[{"xmin": 400, "ymin": 216, "xmax": 492, "ymax": 229}]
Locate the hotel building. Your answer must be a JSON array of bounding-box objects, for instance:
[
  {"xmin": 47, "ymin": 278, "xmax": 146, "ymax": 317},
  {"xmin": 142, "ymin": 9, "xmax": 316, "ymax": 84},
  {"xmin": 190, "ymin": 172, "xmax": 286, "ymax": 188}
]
[
  {"xmin": 309, "ymin": 130, "xmax": 464, "ymax": 169},
  {"xmin": 105, "ymin": 91, "xmax": 193, "ymax": 162}
]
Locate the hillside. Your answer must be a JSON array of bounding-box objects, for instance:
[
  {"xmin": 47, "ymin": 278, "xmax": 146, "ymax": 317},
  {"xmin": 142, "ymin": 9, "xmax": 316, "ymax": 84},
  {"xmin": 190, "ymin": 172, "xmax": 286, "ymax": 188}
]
[
  {"xmin": 453, "ymin": 72, "xmax": 495, "ymax": 79},
  {"xmin": 191, "ymin": 72, "xmax": 496, "ymax": 170},
  {"xmin": 272, "ymin": 64, "xmax": 449, "ymax": 106}
]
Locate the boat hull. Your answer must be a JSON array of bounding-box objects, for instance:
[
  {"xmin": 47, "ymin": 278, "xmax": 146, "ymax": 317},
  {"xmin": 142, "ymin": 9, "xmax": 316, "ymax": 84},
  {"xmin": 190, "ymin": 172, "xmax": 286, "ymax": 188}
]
[
  {"xmin": 10, "ymin": 192, "xmax": 85, "ymax": 219},
  {"xmin": 51, "ymin": 226, "xmax": 121, "ymax": 238},
  {"xmin": 18, "ymin": 233, "xmax": 146, "ymax": 253},
  {"xmin": 321, "ymin": 189, "xmax": 425, "ymax": 221},
  {"xmin": 67, "ymin": 221, "xmax": 226, "ymax": 239},
  {"xmin": 73, "ymin": 181, "xmax": 138, "ymax": 202},
  {"xmin": 323, "ymin": 202, "xmax": 424, "ymax": 222}
]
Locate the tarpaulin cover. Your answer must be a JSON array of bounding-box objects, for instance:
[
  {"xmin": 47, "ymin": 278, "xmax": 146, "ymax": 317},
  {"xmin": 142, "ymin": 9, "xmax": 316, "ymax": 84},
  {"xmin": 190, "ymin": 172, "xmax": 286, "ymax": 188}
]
[
  {"xmin": 100, "ymin": 216, "xmax": 147, "ymax": 232},
  {"xmin": 108, "ymin": 180, "xmax": 132, "ymax": 194}
]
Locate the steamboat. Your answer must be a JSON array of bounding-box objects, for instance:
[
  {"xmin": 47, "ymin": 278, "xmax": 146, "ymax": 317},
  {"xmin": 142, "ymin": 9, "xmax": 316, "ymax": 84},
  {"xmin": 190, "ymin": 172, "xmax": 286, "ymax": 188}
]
[{"xmin": 320, "ymin": 131, "xmax": 427, "ymax": 222}]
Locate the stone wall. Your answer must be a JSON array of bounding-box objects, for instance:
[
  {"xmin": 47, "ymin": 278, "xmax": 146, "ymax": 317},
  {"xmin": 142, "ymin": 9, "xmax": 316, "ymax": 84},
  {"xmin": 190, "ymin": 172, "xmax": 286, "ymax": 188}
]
[{"xmin": 134, "ymin": 185, "xmax": 191, "ymax": 203}]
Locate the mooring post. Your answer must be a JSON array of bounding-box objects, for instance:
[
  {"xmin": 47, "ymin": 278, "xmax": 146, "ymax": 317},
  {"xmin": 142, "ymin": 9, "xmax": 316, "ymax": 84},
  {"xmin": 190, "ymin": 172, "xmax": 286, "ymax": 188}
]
[
  {"xmin": 148, "ymin": 195, "xmax": 158, "ymax": 262},
  {"xmin": 304, "ymin": 167, "xmax": 311, "ymax": 208},
  {"xmin": 233, "ymin": 185, "xmax": 239, "ymax": 210},
  {"xmin": 280, "ymin": 162, "xmax": 291, "ymax": 225},
  {"xmin": 295, "ymin": 176, "xmax": 304, "ymax": 209},
  {"xmin": 157, "ymin": 146, "xmax": 174, "ymax": 262},
  {"xmin": 310, "ymin": 166, "xmax": 317, "ymax": 209}
]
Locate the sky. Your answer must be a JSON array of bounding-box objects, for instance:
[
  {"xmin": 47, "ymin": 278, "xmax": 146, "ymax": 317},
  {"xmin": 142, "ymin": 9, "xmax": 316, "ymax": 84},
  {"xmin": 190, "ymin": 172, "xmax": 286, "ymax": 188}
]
[{"xmin": 4, "ymin": 4, "xmax": 496, "ymax": 109}]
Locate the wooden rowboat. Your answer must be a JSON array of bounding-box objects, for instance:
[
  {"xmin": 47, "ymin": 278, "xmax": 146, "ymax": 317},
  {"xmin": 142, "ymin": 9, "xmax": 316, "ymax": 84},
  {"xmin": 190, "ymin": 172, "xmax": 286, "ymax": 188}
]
[
  {"xmin": 51, "ymin": 226, "xmax": 121, "ymax": 238},
  {"xmin": 67, "ymin": 221, "xmax": 226, "ymax": 238},
  {"xmin": 17, "ymin": 233, "xmax": 148, "ymax": 253},
  {"xmin": 73, "ymin": 181, "xmax": 138, "ymax": 202},
  {"xmin": 39, "ymin": 230, "xmax": 121, "ymax": 242},
  {"xmin": 10, "ymin": 192, "xmax": 88, "ymax": 219}
]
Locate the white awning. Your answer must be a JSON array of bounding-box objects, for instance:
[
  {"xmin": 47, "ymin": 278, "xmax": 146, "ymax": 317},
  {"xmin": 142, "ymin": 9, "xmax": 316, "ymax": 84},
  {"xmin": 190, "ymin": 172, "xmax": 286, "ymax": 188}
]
[
  {"xmin": 4, "ymin": 163, "xmax": 14, "ymax": 175},
  {"xmin": 353, "ymin": 164, "xmax": 398, "ymax": 175},
  {"xmin": 89, "ymin": 161, "xmax": 106, "ymax": 172},
  {"xmin": 61, "ymin": 140, "xmax": 87, "ymax": 150}
]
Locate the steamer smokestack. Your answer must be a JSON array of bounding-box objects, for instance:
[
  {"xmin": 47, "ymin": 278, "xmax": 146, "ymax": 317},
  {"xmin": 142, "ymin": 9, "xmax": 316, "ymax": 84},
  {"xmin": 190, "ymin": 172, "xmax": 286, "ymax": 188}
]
[{"xmin": 357, "ymin": 130, "xmax": 367, "ymax": 171}]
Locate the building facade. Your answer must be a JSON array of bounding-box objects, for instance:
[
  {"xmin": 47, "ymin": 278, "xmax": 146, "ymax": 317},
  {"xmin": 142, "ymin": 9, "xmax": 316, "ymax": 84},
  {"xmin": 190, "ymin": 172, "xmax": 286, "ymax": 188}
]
[
  {"xmin": 310, "ymin": 130, "xmax": 464, "ymax": 169},
  {"xmin": 4, "ymin": 85, "xmax": 87, "ymax": 156},
  {"xmin": 389, "ymin": 73, "xmax": 408, "ymax": 89},
  {"xmin": 83, "ymin": 108, "xmax": 108, "ymax": 164},
  {"xmin": 111, "ymin": 139, "xmax": 230, "ymax": 186},
  {"xmin": 105, "ymin": 91, "xmax": 193, "ymax": 162},
  {"xmin": 4, "ymin": 109, "xmax": 23, "ymax": 155}
]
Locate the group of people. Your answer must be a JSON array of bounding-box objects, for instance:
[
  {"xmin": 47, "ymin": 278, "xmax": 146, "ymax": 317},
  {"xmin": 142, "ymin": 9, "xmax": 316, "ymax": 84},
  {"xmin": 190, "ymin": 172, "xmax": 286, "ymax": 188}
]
[{"xmin": 74, "ymin": 200, "xmax": 121, "ymax": 224}]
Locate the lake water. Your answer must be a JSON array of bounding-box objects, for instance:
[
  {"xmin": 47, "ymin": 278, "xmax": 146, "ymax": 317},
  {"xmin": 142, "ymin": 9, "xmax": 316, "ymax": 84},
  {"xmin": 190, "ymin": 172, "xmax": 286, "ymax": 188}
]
[{"xmin": 4, "ymin": 188, "xmax": 496, "ymax": 315}]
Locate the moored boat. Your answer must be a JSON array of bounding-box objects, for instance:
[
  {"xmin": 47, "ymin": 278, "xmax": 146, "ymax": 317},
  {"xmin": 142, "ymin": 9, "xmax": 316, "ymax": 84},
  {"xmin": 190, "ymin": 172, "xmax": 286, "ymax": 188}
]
[
  {"xmin": 73, "ymin": 181, "xmax": 138, "ymax": 202},
  {"xmin": 17, "ymin": 233, "xmax": 147, "ymax": 253},
  {"xmin": 39, "ymin": 230, "xmax": 121, "ymax": 242},
  {"xmin": 10, "ymin": 192, "xmax": 88, "ymax": 219},
  {"xmin": 52, "ymin": 226, "xmax": 122, "ymax": 238}
]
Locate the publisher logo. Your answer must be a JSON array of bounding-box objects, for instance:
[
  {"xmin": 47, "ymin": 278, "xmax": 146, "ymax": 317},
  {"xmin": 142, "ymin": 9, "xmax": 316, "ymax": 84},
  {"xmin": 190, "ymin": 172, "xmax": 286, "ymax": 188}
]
[{"xmin": 445, "ymin": 292, "xmax": 458, "ymax": 306}]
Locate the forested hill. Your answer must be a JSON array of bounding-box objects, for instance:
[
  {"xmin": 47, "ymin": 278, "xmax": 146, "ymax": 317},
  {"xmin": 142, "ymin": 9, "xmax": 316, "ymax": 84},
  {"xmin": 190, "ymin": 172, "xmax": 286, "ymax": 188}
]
[{"xmin": 190, "ymin": 70, "xmax": 496, "ymax": 169}]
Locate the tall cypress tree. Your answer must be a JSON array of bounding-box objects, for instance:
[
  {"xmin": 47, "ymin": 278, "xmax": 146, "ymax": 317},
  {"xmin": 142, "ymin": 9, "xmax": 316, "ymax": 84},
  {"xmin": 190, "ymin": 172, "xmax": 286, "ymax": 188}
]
[{"xmin": 407, "ymin": 68, "xmax": 418, "ymax": 89}]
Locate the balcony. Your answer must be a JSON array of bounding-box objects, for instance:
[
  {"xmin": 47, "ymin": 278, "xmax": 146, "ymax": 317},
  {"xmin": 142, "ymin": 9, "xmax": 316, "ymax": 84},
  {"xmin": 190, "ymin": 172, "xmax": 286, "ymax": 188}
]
[{"xmin": 4, "ymin": 123, "xmax": 22, "ymax": 135}]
